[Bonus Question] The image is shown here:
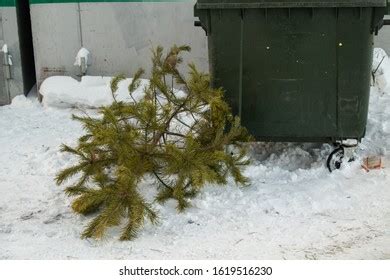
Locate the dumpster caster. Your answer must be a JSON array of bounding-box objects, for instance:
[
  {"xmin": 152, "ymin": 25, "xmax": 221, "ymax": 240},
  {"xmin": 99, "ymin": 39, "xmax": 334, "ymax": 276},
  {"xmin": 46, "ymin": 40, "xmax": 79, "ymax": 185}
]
[
  {"xmin": 327, "ymin": 146, "xmax": 345, "ymax": 172},
  {"xmin": 327, "ymin": 142, "xmax": 358, "ymax": 172}
]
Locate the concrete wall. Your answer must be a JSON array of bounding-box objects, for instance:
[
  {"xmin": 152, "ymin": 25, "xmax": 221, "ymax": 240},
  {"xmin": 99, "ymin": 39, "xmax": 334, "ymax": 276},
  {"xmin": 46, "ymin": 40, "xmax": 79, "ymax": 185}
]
[
  {"xmin": 0, "ymin": 7, "xmax": 25, "ymax": 104},
  {"xmin": 30, "ymin": 3, "xmax": 81, "ymax": 85},
  {"xmin": 30, "ymin": 2, "xmax": 208, "ymax": 86},
  {"xmin": 375, "ymin": 16, "xmax": 390, "ymax": 53}
]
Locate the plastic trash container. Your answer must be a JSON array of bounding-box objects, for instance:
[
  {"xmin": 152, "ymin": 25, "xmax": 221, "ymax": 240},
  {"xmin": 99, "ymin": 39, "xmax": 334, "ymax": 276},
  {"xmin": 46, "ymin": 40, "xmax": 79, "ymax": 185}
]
[
  {"xmin": 195, "ymin": 0, "xmax": 388, "ymax": 142},
  {"xmin": 195, "ymin": 0, "xmax": 389, "ymax": 170}
]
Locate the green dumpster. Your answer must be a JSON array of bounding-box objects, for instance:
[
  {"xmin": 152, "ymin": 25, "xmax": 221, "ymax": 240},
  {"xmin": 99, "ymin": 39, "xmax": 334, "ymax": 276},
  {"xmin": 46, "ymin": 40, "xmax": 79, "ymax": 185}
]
[{"xmin": 194, "ymin": 0, "xmax": 389, "ymax": 170}]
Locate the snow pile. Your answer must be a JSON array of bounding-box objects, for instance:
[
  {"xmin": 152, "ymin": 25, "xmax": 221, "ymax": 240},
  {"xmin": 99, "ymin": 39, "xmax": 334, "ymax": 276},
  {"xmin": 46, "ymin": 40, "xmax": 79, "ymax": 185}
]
[
  {"xmin": 1, "ymin": 50, "xmax": 390, "ymax": 259},
  {"xmin": 8, "ymin": 95, "xmax": 38, "ymax": 109},
  {"xmin": 40, "ymin": 75, "xmax": 149, "ymax": 108}
]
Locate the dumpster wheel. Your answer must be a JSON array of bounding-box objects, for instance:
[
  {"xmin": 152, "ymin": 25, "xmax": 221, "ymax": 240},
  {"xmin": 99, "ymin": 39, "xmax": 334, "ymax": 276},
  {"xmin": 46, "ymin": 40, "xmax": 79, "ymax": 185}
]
[
  {"xmin": 327, "ymin": 146, "xmax": 345, "ymax": 172},
  {"xmin": 327, "ymin": 143, "xmax": 357, "ymax": 172}
]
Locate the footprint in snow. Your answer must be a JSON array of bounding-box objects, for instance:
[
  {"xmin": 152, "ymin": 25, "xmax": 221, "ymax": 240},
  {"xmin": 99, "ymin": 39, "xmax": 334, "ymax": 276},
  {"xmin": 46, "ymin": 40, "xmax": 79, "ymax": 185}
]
[
  {"xmin": 20, "ymin": 212, "xmax": 34, "ymax": 221},
  {"xmin": 20, "ymin": 210, "xmax": 43, "ymax": 221},
  {"xmin": 43, "ymin": 213, "xmax": 64, "ymax": 224}
]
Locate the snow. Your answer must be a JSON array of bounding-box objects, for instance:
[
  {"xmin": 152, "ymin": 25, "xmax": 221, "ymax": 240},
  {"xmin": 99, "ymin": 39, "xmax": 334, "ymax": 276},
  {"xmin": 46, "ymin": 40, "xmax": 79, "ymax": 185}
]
[
  {"xmin": 1, "ymin": 44, "xmax": 8, "ymax": 53},
  {"xmin": 74, "ymin": 47, "xmax": 90, "ymax": 68},
  {"xmin": 1, "ymin": 44, "xmax": 12, "ymax": 66},
  {"xmin": 373, "ymin": 48, "xmax": 390, "ymax": 93},
  {"xmin": 1, "ymin": 51, "xmax": 390, "ymax": 260},
  {"xmin": 40, "ymin": 76, "xmax": 149, "ymax": 108}
]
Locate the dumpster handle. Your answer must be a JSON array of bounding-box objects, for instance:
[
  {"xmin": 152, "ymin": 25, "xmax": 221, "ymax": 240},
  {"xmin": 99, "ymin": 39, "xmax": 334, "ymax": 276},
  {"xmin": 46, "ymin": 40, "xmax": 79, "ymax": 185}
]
[
  {"xmin": 194, "ymin": 21, "xmax": 202, "ymax": 27},
  {"xmin": 384, "ymin": 19, "xmax": 390, "ymax": 25}
]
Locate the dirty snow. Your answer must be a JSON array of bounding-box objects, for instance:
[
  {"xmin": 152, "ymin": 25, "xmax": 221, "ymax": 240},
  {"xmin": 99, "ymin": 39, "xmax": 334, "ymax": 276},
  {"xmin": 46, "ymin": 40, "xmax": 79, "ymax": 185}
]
[{"xmin": 0, "ymin": 50, "xmax": 390, "ymax": 260}]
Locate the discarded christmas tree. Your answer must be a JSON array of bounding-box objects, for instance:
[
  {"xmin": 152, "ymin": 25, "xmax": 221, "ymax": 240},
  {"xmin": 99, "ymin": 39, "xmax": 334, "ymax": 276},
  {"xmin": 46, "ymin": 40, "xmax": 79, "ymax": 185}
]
[{"xmin": 56, "ymin": 45, "xmax": 253, "ymax": 240}]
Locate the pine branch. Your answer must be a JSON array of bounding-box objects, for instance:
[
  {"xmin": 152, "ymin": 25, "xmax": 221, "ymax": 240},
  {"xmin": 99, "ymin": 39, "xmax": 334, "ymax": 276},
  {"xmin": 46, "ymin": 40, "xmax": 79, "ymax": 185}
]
[
  {"xmin": 55, "ymin": 161, "xmax": 89, "ymax": 185},
  {"xmin": 153, "ymin": 171, "xmax": 173, "ymax": 190},
  {"xmin": 128, "ymin": 68, "xmax": 145, "ymax": 94},
  {"xmin": 81, "ymin": 201, "xmax": 123, "ymax": 239},
  {"xmin": 71, "ymin": 189, "xmax": 106, "ymax": 215}
]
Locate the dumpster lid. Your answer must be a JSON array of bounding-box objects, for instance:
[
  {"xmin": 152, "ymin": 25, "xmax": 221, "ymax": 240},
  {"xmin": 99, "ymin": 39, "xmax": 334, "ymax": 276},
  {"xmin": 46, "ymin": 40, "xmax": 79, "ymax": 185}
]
[{"xmin": 195, "ymin": 0, "xmax": 387, "ymax": 9}]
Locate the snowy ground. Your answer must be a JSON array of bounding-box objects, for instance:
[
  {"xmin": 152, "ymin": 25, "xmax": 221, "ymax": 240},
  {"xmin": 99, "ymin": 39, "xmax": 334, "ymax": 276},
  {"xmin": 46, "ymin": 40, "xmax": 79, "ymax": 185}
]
[{"xmin": 1, "ymin": 54, "xmax": 390, "ymax": 260}]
